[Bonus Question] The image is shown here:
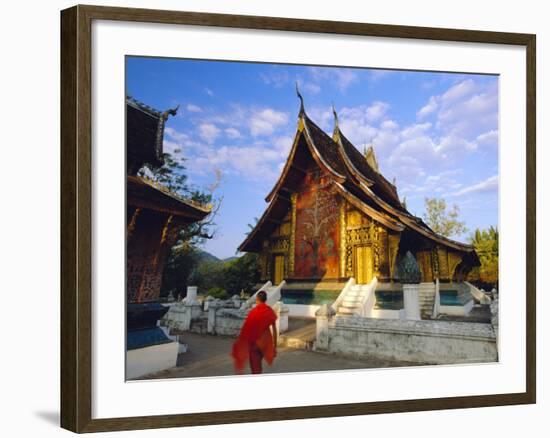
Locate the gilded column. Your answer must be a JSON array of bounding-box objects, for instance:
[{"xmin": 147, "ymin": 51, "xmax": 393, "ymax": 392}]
[
  {"xmin": 127, "ymin": 207, "xmax": 141, "ymax": 239},
  {"xmin": 339, "ymin": 200, "xmax": 347, "ymax": 278},
  {"xmin": 289, "ymin": 193, "xmax": 297, "ymax": 277},
  {"xmin": 388, "ymin": 233, "xmax": 400, "ymax": 281},
  {"xmin": 432, "ymin": 247, "xmax": 440, "ymax": 279},
  {"xmin": 263, "ymin": 240, "xmax": 271, "ymax": 281},
  {"xmin": 377, "ymin": 227, "xmax": 389, "ymax": 280},
  {"xmin": 437, "ymin": 247, "xmax": 449, "ymax": 280}
]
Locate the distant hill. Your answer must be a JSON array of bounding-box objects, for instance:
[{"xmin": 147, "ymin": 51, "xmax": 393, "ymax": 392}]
[
  {"xmin": 195, "ymin": 250, "xmax": 222, "ymax": 263},
  {"xmin": 195, "ymin": 250, "xmax": 241, "ymax": 265}
]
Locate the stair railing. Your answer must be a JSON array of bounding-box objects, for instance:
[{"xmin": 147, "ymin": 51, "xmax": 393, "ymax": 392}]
[
  {"xmin": 267, "ymin": 280, "xmax": 286, "ymax": 307},
  {"xmin": 331, "ymin": 277, "xmax": 356, "ymax": 313},
  {"xmin": 464, "ymin": 281, "xmax": 492, "ymax": 304},
  {"xmin": 242, "ymin": 281, "xmax": 272, "ymax": 309},
  {"xmin": 431, "ymin": 278, "xmax": 440, "ymax": 319},
  {"xmin": 358, "ymin": 276, "xmax": 378, "ymax": 317}
]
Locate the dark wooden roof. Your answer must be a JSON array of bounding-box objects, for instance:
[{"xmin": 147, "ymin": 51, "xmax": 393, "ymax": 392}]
[
  {"xmin": 336, "ymin": 129, "xmax": 404, "ymax": 211},
  {"xmin": 303, "ymin": 115, "xmax": 347, "ymax": 178},
  {"xmin": 127, "ymin": 176, "xmax": 211, "ymax": 220},
  {"xmin": 238, "ymin": 195, "xmax": 292, "ymax": 252},
  {"xmin": 126, "ymin": 96, "xmax": 179, "ymax": 175},
  {"xmin": 240, "ymin": 108, "xmax": 476, "ymax": 255}
]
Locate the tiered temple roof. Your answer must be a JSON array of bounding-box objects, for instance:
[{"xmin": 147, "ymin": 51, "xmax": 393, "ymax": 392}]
[
  {"xmin": 239, "ymin": 100, "xmax": 477, "ymax": 262},
  {"xmin": 126, "ymin": 96, "xmax": 211, "ymax": 221}
]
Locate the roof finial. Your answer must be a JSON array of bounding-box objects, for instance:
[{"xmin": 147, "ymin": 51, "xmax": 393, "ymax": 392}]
[
  {"xmin": 332, "ymin": 103, "xmax": 339, "ymax": 130},
  {"xmin": 295, "ymin": 82, "xmax": 305, "ymax": 115},
  {"xmin": 162, "ymin": 104, "xmax": 180, "ymax": 119},
  {"xmin": 364, "ymin": 143, "xmax": 379, "ymax": 173}
]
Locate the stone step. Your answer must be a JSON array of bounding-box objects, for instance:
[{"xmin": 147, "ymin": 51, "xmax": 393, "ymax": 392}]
[
  {"xmin": 279, "ymin": 336, "xmax": 314, "ymax": 350},
  {"xmin": 342, "ymin": 300, "xmax": 362, "ymax": 307},
  {"xmin": 278, "ymin": 320, "xmax": 316, "ymax": 350},
  {"xmin": 339, "ymin": 301, "xmax": 361, "ymax": 308},
  {"xmin": 338, "ymin": 306, "xmax": 359, "ymax": 315},
  {"xmin": 346, "ymin": 290, "xmax": 368, "ymax": 297}
]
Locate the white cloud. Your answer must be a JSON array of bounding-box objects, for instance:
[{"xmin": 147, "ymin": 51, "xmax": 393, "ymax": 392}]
[
  {"xmin": 303, "ymin": 82, "xmax": 321, "ymax": 94},
  {"xmin": 260, "ymin": 70, "xmax": 290, "ymax": 88},
  {"xmin": 366, "ymin": 101, "xmax": 390, "ymax": 123},
  {"xmin": 192, "ymin": 143, "xmax": 287, "ymax": 182},
  {"xmin": 198, "ymin": 123, "xmax": 220, "ymax": 144},
  {"xmin": 162, "ymin": 140, "xmax": 182, "ymax": 156},
  {"xmin": 164, "ymin": 127, "xmax": 202, "ymax": 154},
  {"xmin": 334, "ymin": 69, "xmax": 358, "ymax": 91},
  {"xmin": 441, "ymin": 79, "xmax": 476, "ymax": 103},
  {"xmin": 205, "ymin": 88, "xmax": 214, "ymax": 97},
  {"xmin": 249, "ymin": 109, "xmax": 289, "ymax": 136},
  {"xmin": 308, "ymin": 67, "xmax": 359, "ymax": 92},
  {"xmin": 368, "ymin": 70, "xmax": 395, "ymax": 82},
  {"xmin": 186, "ymin": 103, "xmax": 202, "ymax": 113},
  {"xmin": 380, "ymin": 119, "xmax": 399, "ymax": 130},
  {"xmin": 476, "ymin": 130, "xmax": 498, "ymax": 147},
  {"xmin": 401, "ymin": 122, "xmax": 432, "ymax": 139},
  {"xmin": 225, "ymin": 127, "xmax": 241, "ymax": 139},
  {"xmin": 417, "ymin": 96, "xmax": 438, "ymax": 119},
  {"xmin": 437, "ymin": 134, "xmax": 477, "ymax": 155},
  {"xmin": 451, "ymin": 175, "xmax": 498, "ymax": 197},
  {"xmin": 272, "ymin": 135, "xmax": 293, "ymax": 158}
]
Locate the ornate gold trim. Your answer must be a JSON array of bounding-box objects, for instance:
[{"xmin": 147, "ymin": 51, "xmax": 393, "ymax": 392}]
[
  {"xmin": 127, "ymin": 207, "xmax": 141, "ymax": 239},
  {"xmin": 339, "ymin": 200, "xmax": 347, "ymax": 277},
  {"xmin": 289, "ymin": 193, "xmax": 297, "ymax": 276}
]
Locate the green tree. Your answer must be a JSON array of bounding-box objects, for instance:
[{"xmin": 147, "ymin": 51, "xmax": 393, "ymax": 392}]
[
  {"xmin": 469, "ymin": 226, "xmax": 499, "ymax": 287},
  {"xmin": 189, "ymin": 258, "xmax": 225, "ymax": 295},
  {"xmin": 223, "ymin": 253, "xmax": 260, "ymax": 296},
  {"xmin": 139, "ymin": 152, "xmax": 222, "ymax": 244},
  {"xmin": 423, "ymin": 197, "xmax": 467, "ymax": 238},
  {"xmin": 161, "ymin": 244, "xmax": 200, "ymax": 298},
  {"xmin": 138, "ymin": 152, "xmax": 222, "ymax": 298}
]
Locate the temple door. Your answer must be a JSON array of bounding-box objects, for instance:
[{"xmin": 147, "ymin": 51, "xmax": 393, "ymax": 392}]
[
  {"xmin": 355, "ymin": 245, "xmax": 373, "ymax": 284},
  {"xmin": 273, "ymin": 255, "xmax": 285, "ymax": 285}
]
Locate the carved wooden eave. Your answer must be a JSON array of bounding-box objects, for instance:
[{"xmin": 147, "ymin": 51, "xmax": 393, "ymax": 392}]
[
  {"xmin": 266, "ymin": 113, "xmax": 346, "ymax": 203},
  {"xmin": 333, "ymin": 182, "xmax": 405, "ymax": 232},
  {"xmin": 301, "ymin": 115, "xmax": 347, "ymax": 182},
  {"xmin": 398, "ymin": 215, "xmax": 476, "ymax": 252},
  {"xmin": 238, "ymin": 193, "xmax": 291, "ymax": 252},
  {"xmin": 127, "ymin": 175, "xmax": 211, "ymax": 220},
  {"xmin": 333, "ymin": 126, "xmax": 475, "ymax": 254},
  {"xmin": 265, "ymin": 125, "xmax": 302, "ymax": 203},
  {"xmin": 333, "ymin": 129, "xmax": 375, "ymax": 189}
]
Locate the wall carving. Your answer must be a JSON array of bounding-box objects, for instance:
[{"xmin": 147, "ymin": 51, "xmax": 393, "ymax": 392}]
[{"xmin": 294, "ymin": 169, "xmax": 340, "ymax": 279}]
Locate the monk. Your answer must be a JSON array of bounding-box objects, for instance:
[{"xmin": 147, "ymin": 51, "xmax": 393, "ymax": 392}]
[{"xmin": 231, "ymin": 291, "xmax": 278, "ymax": 374}]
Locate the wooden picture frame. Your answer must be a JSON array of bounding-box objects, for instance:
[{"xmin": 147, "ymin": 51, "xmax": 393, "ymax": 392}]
[{"xmin": 60, "ymin": 4, "xmax": 536, "ymax": 433}]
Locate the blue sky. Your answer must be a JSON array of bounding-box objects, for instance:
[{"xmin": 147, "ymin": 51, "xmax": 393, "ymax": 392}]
[{"xmin": 127, "ymin": 57, "xmax": 499, "ymax": 259}]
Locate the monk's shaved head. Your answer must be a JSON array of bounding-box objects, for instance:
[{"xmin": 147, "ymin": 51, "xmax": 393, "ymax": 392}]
[{"xmin": 257, "ymin": 291, "xmax": 268, "ymax": 302}]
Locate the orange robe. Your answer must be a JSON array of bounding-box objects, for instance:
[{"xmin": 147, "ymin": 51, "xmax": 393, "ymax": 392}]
[{"xmin": 231, "ymin": 303, "xmax": 277, "ymax": 373}]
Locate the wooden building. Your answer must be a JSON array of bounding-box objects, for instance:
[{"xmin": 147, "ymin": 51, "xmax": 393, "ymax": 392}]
[
  {"xmin": 239, "ymin": 103, "xmax": 479, "ymax": 289},
  {"xmin": 126, "ymin": 97, "xmax": 211, "ymax": 303}
]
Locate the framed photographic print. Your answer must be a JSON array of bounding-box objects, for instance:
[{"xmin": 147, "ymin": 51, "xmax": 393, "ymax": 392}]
[{"xmin": 60, "ymin": 4, "xmax": 536, "ymax": 433}]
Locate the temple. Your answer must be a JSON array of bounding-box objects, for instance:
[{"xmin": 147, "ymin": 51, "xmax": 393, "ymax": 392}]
[
  {"xmin": 239, "ymin": 97, "xmax": 480, "ymax": 308},
  {"xmin": 126, "ymin": 96, "xmax": 211, "ymax": 303}
]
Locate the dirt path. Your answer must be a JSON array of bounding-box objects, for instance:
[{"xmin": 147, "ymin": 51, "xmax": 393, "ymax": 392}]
[{"xmin": 136, "ymin": 332, "xmax": 416, "ymax": 380}]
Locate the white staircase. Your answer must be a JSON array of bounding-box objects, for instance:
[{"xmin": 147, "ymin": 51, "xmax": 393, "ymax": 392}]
[
  {"xmin": 335, "ymin": 278, "xmax": 377, "ymax": 316},
  {"xmin": 464, "ymin": 281, "xmax": 492, "ymax": 304},
  {"xmin": 242, "ymin": 280, "xmax": 286, "ymax": 309},
  {"xmin": 419, "ymin": 282, "xmax": 436, "ymax": 319}
]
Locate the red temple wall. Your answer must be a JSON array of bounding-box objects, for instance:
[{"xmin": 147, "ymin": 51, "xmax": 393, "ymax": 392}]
[
  {"xmin": 127, "ymin": 209, "xmax": 173, "ymax": 303},
  {"xmin": 294, "ymin": 168, "xmax": 340, "ymax": 279}
]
